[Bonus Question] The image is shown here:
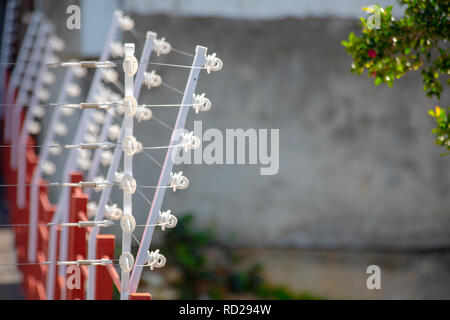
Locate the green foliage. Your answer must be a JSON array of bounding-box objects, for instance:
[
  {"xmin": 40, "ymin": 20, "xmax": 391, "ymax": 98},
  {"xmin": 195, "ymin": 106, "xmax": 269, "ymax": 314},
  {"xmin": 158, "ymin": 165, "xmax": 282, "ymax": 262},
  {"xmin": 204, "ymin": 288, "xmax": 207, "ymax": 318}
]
[
  {"xmin": 162, "ymin": 213, "xmax": 322, "ymax": 300},
  {"xmin": 342, "ymin": 0, "xmax": 449, "ymax": 151},
  {"xmin": 429, "ymin": 106, "xmax": 450, "ymax": 155},
  {"xmin": 342, "ymin": 1, "xmax": 449, "ymax": 97}
]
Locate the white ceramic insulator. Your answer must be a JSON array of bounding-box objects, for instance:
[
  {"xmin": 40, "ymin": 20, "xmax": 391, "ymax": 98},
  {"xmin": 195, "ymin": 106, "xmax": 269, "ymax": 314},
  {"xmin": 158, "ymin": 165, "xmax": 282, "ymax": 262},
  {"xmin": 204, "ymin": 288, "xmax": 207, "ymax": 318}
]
[
  {"xmin": 101, "ymin": 150, "xmax": 113, "ymax": 166},
  {"xmin": 110, "ymin": 42, "xmax": 124, "ymax": 58},
  {"xmin": 135, "ymin": 107, "xmax": 152, "ymax": 123},
  {"xmin": 143, "ymin": 70, "xmax": 162, "ymax": 89},
  {"xmin": 67, "ymin": 83, "xmax": 81, "ymax": 97},
  {"xmin": 147, "ymin": 249, "xmax": 166, "ymax": 270},
  {"xmin": 84, "ymin": 133, "xmax": 98, "ymax": 144},
  {"xmin": 54, "ymin": 122, "xmax": 68, "ymax": 136},
  {"xmin": 43, "ymin": 72, "xmax": 55, "ymax": 85},
  {"xmin": 50, "ymin": 36, "xmax": 65, "ymax": 52},
  {"xmin": 32, "ymin": 105, "xmax": 46, "ymax": 118},
  {"xmin": 114, "ymin": 171, "xmax": 124, "ymax": 183},
  {"xmin": 42, "ymin": 161, "xmax": 56, "ymax": 175},
  {"xmin": 61, "ymin": 106, "xmax": 75, "ymax": 117},
  {"xmin": 27, "ymin": 121, "xmax": 41, "ymax": 135},
  {"xmin": 105, "ymin": 204, "xmax": 123, "ymax": 220},
  {"xmin": 38, "ymin": 88, "xmax": 50, "ymax": 102},
  {"xmin": 87, "ymin": 123, "xmax": 100, "ymax": 135},
  {"xmin": 49, "ymin": 143, "xmax": 63, "ymax": 156},
  {"xmin": 119, "ymin": 253, "xmax": 134, "ymax": 273},
  {"xmin": 102, "ymin": 69, "xmax": 119, "ymax": 83},
  {"xmin": 77, "ymin": 156, "xmax": 92, "ymax": 171},
  {"xmin": 92, "ymin": 110, "xmax": 105, "ymax": 124},
  {"xmin": 120, "ymin": 175, "xmax": 136, "ymax": 195},
  {"xmin": 122, "ymin": 135, "xmax": 139, "ymax": 156},
  {"xmin": 108, "ymin": 124, "xmax": 121, "ymax": 141},
  {"xmin": 118, "ymin": 15, "xmax": 135, "ymax": 31},
  {"xmin": 87, "ymin": 201, "xmax": 98, "ymax": 219}
]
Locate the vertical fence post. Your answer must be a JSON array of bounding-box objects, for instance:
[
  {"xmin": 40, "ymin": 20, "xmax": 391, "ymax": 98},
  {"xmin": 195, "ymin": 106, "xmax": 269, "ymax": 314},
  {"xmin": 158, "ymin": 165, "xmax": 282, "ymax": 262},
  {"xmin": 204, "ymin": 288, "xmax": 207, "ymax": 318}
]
[
  {"xmin": 120, "ymin": 43, "xmax": 137, "ymax": 300},
  {"xmin": 129, "ymin": 45, "xmax": 208, "ymax": 293},
  {"xmin": 95, "ymin": 235, "xmax": 115, "ymax": 300}
]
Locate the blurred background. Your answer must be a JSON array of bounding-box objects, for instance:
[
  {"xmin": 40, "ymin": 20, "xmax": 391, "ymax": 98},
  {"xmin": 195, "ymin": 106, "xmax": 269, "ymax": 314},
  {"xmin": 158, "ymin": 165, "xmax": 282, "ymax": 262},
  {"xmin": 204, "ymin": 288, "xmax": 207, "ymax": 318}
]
[{"xmin": 0, "ymin": 0, "xmax": 449, "ymax": 299}]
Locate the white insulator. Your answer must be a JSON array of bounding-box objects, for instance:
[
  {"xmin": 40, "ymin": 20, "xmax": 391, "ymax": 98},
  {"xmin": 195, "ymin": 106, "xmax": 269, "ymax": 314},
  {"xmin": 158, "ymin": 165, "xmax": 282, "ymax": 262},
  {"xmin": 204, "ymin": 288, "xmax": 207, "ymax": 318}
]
[
  {"xmin": 101, "ymin": 150, "xmax": 113, "ymax": 166},
  {"xmin": 114, "ymin": 172, "xmax": 124, "ymax": 184},
  {"xmin": 43, "ymin": 71, "xmax": 55, "ymax": 85},
  {"xmin": 169, "ymin": 171, "xmax": 189, "ymax": 192},
  {"xmin": 73, "ymin": 66, "xmax": 87, "ymax": 78},
  {"xmin": 143, "ymin": 70, "xmax": 162, "ymax": 90},
  {"xmin": 192, "ymin": 93, "xmax": 212, "ymax": 113},
  {"xmin": 135, "ymin": 107, "xmax": 152, "ymax": 123},
  {"xmin": 158, "ymin": 210, "xmax": 177, "ymax": 231},
  {"xmin": 38, "ymin": 88, "xmax": 51, "ymax": 102},
  {"xmin": 105, "ymin": 203, "xmax": 123, "ymax": 220},
  {"xmin": 120, "ymin": 215, "xmax": 136, "ymax": 234},
  {"xmin": 147, "ymin": 249, "xmax": 166, "ymax": 270},
  {"xmin": 77, "ymin": 156, "xmax": 92, "ymax": 171},
  {"xmin": 49, "ymin": 143, "xmax": 62, "ymax": 156},
  {"xmin": 66, "ymin": 83, "xmax": 81, "ymax": 97},
  {"xmin": 27, "ymin": 121, "xmax": 41, "ymax": 135},
  {"xmin": 153, "ymin": 38, "xmax": 171, "ymax": 56},
  {"xmin": 120, "ymin": 175, "xmax": 136, "ymax": 195},
  {"xmin": 61, "ymin": 106, "xmax": 75, "ymax": 117},
  {"xmin": 118, "ymin": 15, "xmax": 135, "ymax": 31},
  {"xmin": 32, "ymin": 105, "xmax": 46, "ymax": 118},
  {"xmin": 122, "ymin": 96, "xmax": 138, "ymax": 116},
  {"xmin": 115, "ymin": 103, "xmax": 124, "ymax": 115},
  {"xmin": 119, "ymin": 253, "xmax": 134, "ymax": 273},
  {"xmin": 181, "ymin": 131, "xmax": 201, "ymax": 152},
  {"xmin": 41, "ymin": 161, "xmax": 56, "ymax": 175},
  {"xmin": 102, "ymin": 69, "xmax": 119, "ymax": 83},
  {"xmin": 110, "ymin": 92, "xmax": 123, "ymax": 103},
  {"xmin": 54, "ymin": 122, "xmax": 68, "ymax": 136},
  {"xmin": 78, "ymin": 149, "xmax": 91, "ymax": 159},
  {"xmin": 92, "ymin": 110, "xmax": 105, "ymax": 124},
  {"xmin": 87, "ymin": 123, "xmax": 100, "ymax": 135},
  {"xmin": 204, "ymin": 53, "xmax": 223, "ymax": 73},
  {"xmin": 122, "ymin": 135, "xmax": 139, "ymax": 156},
  {"xmin": 87, "ymin": 201, "xmax": 98, "ymax": 219},
  {"xmin": 110, "ymin": 42, "xmax": 124, "ymax": 58},
  {"xmin": 50, "ymin": 36, "xmax": 65, "ymax": 52},
  {"xmin": 108, "ymin": 124, "xmax": 121, "ymax": 141},
  {"xmin": 84, "ymin": 133, "xmax": 98, "ymax": 144}
]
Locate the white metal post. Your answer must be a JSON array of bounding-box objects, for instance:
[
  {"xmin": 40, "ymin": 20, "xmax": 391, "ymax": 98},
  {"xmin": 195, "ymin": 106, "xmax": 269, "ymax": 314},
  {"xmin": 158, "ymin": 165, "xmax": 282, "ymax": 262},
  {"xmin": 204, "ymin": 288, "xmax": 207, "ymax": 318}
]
[
  {"xmin": 0, "ymin": 0, "xmax": 19, "ymax": 110},
  {"xmin": 27, "ymin": 69, "xmax": 74, "ymax": 262},
  {"xmin": 46, "ymin": 11, "xmax": 122, "ymax": 300},
  {"xmin": 17, "ymin": 26, "xmax": 54, "ymax": 208},
  {"xmin": 86, "ymin": 31, "xmax": 156, "ymax": 300},
  {"xmin": 4, "ymin": 12, "xmax": 41, "ymax": 143},
  {"xmin": 10, "ymin": 20, "xmax": 49, "ymax": 168},
  {"xmin": 120, "ymin": 43, "xmax": 137, "ymax": 300},
  {"xmin": 129, "ymin": 45, "xmax": 207, "ymax": 293}
]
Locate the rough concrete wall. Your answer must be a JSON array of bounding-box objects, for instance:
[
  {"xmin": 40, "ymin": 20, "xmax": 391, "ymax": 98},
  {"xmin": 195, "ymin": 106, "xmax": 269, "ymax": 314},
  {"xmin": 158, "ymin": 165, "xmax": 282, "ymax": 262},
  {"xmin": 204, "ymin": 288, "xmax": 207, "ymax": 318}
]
[{"xmin": 121, "ymin": 15, "xmax": 450, "ymax": 251}]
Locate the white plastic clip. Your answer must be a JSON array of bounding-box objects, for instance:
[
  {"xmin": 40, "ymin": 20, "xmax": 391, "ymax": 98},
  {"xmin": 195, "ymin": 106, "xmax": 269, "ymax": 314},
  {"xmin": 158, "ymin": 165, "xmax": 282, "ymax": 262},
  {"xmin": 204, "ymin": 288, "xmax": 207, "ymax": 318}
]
[
  {"xmin": 135, "ymin": 106, "xmax": 152, "ymax": 123},
  {"xmin": 122, "ymin": 135, "xmax": 139, "ymax": 156},
  {"xmin": 147, "ymin": 249, "xmax": 166, "ymax": 270},
  {"xmin": 143, "ymin": 70, "xmax": 162, "ymax": 89},
  {"xmin": 192, "ymin": 93, "xmax": 212, "ymax": 113},
  {"xmin": 122, "ymin": 96, "xmax": 138, "ymax": 116},
  {"xmin": 108, "ymin": 124, "xmax": 121, "ymax": 141},
  {"xmin": 54, "ymin": 122, "xmax": 68, "ymax": 136},
  {"xmin": 119, "ymin": 252, "xmax": 134, "ymax": 272},
  {"xmin": 118, "ymin": 15, "xmax": 135, "ymax": 31},
  {"xmin": 120, "ymin": 175, "xmax": 137, "ymax": 195},
  {"xmin": 110, "ymin": 42, "xmax": 124, "ymax": 58},
  {"xmin": 120, "ymin": 215, "xmax": 136, "ymax": 234},
  {"xmin": 169, "ymin": 171, "xmax": 189, "ymax": 192},
  {"xmin": 87, "ymin": 201, "xmax": 98, "ymax": 219},
  {"xmin": 101, "ymin": 150, "xmax": 113, "ymax": 166},
  {"xmin": 38, "ymin": 88, "xmax": 50, "ymax": 102},
  {"xmin": 181, "ymin": 131, "xmax": 201, "ymax": 152},
  {"xmin": 27, "ymin": 121, "xmax": 41, "ymax": 135},
  {"xmin": 204, "ymin": 53, "xmax": 223, "ymax": 73},
  {"xmin": 153, "ymin": 38, "xmax": 171, "ymax": 56},
  {"xmin": 66, "ymin": 83, "xmax": 81, "ymax": 97},
  {"xmin": 105, "ymin": 203, "xmax": 123, "ymax": 220},
  {"xmin": 158, "ymin": 210, "xmax": 177, "ymax": 231},
  {"xmin": 32, "ymin": 105, "xmax": 46, "ymax": 118},
  {"xmin": 42, "ymin": 161, "xmax": 56, "ymax": 175}
]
